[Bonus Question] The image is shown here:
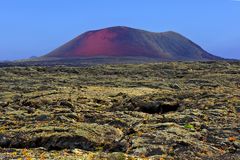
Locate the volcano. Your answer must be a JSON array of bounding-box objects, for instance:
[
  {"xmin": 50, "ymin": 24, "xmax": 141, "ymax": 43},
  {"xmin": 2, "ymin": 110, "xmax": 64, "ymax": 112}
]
[{"xmin": 45, "ymin": 26, "xmax": 221, "ymax": 60}]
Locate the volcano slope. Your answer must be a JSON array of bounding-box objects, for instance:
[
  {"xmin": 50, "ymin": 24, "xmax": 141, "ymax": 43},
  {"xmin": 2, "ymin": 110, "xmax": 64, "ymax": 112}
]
[
  {"xmin": 45, "ymin": 26, "xmax": 221, "ymax": 61},
  {"xmin": 0, "ymin": 61, "xmax": 239, "ymax": 159}
]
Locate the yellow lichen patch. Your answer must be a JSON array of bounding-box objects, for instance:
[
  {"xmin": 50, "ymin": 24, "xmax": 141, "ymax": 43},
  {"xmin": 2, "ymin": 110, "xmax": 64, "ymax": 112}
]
[{"xmin": 85, "ymin": 86, "xmax": 161, "ymax": 97}]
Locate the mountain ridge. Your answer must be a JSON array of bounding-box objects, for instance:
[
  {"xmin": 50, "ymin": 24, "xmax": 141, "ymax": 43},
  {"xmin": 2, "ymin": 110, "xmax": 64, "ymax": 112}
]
[{"xmin": 45, "ymin": 26, "xmax": 222, "ymax": 60}]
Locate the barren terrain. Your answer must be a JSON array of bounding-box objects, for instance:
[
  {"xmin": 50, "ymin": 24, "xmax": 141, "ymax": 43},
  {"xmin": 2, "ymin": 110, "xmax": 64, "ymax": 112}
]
[{"xmin": 0, "ymin": 61, "xmax": 239, "ymax": 159}]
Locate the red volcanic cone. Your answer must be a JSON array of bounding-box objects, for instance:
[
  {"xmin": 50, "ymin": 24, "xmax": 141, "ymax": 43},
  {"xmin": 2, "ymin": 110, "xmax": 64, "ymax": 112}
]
[{"xmin": 45, "ymin": 26, "xmax": 221, "ymax": 60}]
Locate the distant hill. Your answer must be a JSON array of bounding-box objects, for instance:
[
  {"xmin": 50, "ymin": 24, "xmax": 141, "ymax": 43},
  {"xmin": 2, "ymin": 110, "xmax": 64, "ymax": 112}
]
[{"xmin": 44, "ymin": 26, "xmax": 222, "ymax": 60}]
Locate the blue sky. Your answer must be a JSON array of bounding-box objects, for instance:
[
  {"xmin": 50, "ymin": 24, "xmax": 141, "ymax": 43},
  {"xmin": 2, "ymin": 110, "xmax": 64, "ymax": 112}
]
[{"xmin": 0, "ymin": 0, "xmax": 239, "ymax": 60}]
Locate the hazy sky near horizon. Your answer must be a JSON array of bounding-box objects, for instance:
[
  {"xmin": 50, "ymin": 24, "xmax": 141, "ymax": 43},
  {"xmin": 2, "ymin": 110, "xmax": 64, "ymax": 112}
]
[{"xmin": 0, "ymin": 0, "xmax": 239, "ymax": 60}]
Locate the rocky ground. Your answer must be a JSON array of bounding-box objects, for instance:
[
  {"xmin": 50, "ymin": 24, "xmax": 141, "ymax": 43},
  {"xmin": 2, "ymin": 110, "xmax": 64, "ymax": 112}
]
[{"xmin": 0, "ymin": 61, "xmax": 239, "ymax": 160}]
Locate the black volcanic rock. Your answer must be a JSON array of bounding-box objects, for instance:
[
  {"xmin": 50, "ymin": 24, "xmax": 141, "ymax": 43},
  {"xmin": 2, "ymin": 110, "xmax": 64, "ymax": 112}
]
[{"xmin": 45, "ymin": 26, "xmax": 221, "ymax": 60}]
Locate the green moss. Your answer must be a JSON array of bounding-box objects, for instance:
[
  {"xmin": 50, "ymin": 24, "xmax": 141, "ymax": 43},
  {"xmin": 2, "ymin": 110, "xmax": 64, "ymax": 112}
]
[{"xmin": 184, "ymin": 124, "xmax": 195, "ymax": 130}]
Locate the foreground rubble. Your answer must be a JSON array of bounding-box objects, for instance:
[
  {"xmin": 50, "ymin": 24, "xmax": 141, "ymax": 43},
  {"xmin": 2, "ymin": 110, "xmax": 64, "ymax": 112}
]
[{"xmin": 0, "ymin": 61, "xmax": 239, "ymax": 159}]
